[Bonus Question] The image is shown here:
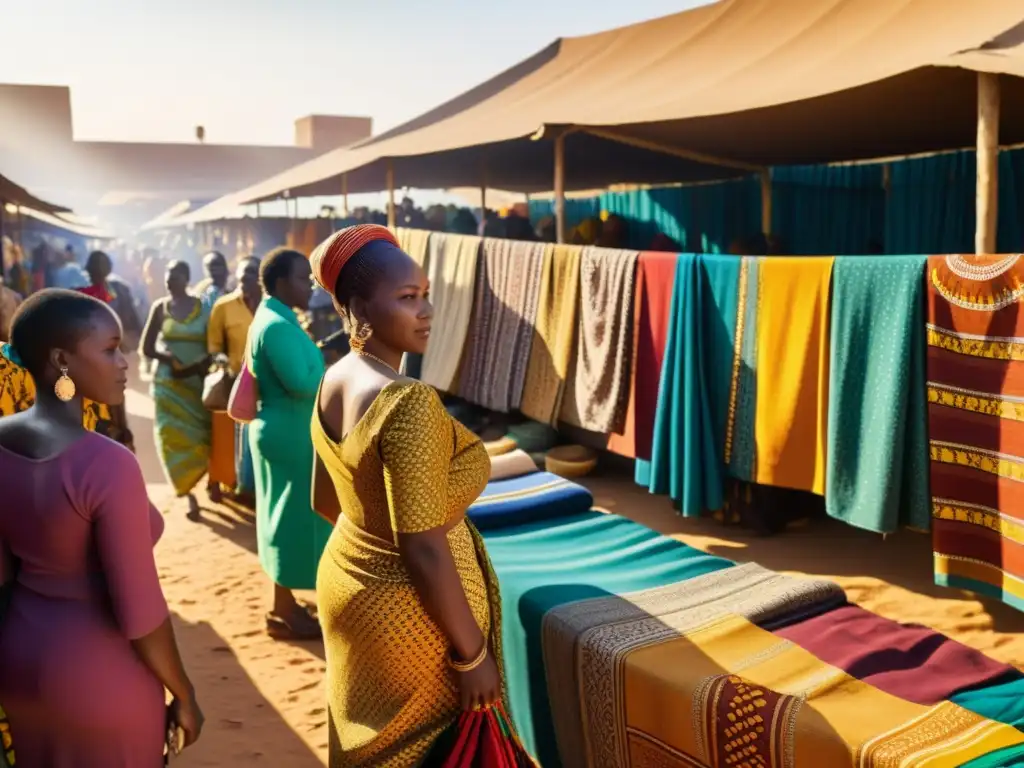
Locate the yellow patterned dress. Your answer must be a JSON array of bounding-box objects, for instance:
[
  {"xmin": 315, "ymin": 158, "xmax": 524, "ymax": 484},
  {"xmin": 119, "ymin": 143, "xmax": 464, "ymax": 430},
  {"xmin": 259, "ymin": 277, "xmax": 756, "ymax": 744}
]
[
  {"xmin": 0, "ymin": 344, "xmax": 112, "ymax": 429},
  {"xmin": 311, "ymin": 380, "xmax": 505, "ymax": 767}
]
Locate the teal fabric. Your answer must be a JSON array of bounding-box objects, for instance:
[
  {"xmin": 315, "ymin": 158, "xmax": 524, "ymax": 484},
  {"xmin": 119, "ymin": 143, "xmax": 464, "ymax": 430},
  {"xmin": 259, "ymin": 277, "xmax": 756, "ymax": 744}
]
[
  {"xmin": 728, "ymin": 257, "xmax": 759, "ymax": 481},
  {"xmin": 885, "ymin": 150, "xmax": 975, "ymax": 255},
  {"xmin": 956, "ymin": 677, "xmax": 1024, "ymax": 767},
  {"xmin": 641, "ymin": 254, "xmax": 723, "ymax": 515},
  {"xmin": 248, "ymin": 296, "xmax": 332, "ymax": 589},
  {"xmin": 698, "ymin": 254, "xmax": 742, "ymax": 472},
  {"xmin": 826, "ymin": 256, "xmax": 931, "ymax": 533},
  {"xmin": 482, "ymin": 511, "xmax": 733, "ymax": 766}
]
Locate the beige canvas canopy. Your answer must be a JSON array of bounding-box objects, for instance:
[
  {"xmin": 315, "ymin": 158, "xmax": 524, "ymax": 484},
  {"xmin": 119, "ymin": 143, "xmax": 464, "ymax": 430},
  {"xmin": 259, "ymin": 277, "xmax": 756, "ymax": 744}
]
[{"xmin": 182, "ymin": 0, "xmax": 1024, "ymax": 245}]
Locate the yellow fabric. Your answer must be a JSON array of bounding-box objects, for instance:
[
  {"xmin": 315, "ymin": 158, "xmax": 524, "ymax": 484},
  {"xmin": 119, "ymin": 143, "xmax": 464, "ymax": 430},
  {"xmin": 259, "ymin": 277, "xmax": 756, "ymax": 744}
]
[
  {"xmin": 207, "ymin": 291, "xmax": 255, "ymax": 375},
  {"xmin": 520, "ymin": 245, "xmax": 583, "ymax": 425},
  {"xmin": 0, "ymin": 349, "xmax": 111, "ymax": 428},
  {"xmin": 311, "ymin": 380, "xmax": 506, "ymax": 766},
  {"xmin": 395, "ymin": 227, "xmax": 432, "ymax": 267},
  {"xmin": 623, "ymin": 613, "xmax": 1024, "ymax": 767},
  {"xmin": 754, "ymin": 257, "xmax": 833, "ymax": 494}
]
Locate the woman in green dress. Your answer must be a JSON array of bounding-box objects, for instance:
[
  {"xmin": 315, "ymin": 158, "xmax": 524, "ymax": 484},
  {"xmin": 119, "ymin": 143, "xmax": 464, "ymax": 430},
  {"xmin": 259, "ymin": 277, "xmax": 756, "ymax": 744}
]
[
  {"xmin": 140, "ymin": 260, "xmax": 212, "ymax": 519},
  {"xmin": 248, "ymin": 248, "xmax": 330, "ymax": 639}
]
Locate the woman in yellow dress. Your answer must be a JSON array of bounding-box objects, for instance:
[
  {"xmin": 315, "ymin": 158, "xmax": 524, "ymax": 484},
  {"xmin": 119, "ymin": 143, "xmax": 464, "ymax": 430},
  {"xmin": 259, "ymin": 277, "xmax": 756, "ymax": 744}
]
[{"xmin": 309, "ymin": 225, "xmax": 506, "ymax": 766}]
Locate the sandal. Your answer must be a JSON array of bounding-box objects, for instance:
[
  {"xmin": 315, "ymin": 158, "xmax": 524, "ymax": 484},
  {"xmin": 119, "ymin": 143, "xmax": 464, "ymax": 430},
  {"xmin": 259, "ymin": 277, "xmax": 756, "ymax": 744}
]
[{"xmin": 266, "ymin": 610, "xmax": 322, "ymax": 641}]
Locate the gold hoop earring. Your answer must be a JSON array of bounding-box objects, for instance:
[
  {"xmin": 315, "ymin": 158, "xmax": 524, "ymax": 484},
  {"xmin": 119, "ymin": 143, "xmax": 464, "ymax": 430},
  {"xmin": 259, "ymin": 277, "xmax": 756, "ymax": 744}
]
[
  {"xmin": 54, "ymin": 366, "xmax": 76, "ymax": 402},
  {"xmin": 350, "ymin": 322, "xmax": 373, "ymax": 353}
]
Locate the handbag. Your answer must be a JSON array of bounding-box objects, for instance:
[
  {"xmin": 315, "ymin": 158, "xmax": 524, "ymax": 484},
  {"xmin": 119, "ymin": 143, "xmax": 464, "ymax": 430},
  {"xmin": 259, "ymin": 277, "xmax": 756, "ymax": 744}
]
[
  {"xmin": 421, "ymin": 703, "xmax": 537, "ymax": 767},
  {"xmin": 227, "ymin": 345, "xmax": 258, "ymax": 424},
  {"xmin": 202, "ymin": 365, "xmax": 235, "ymax": 412}
]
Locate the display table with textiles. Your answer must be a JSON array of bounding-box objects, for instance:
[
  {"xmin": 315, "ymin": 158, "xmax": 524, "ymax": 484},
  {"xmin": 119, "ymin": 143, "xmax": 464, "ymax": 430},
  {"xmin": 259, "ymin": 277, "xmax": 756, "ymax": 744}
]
[{"xmin": 470, "ymin": 464, "xmax": 1024, "ymax": 767}]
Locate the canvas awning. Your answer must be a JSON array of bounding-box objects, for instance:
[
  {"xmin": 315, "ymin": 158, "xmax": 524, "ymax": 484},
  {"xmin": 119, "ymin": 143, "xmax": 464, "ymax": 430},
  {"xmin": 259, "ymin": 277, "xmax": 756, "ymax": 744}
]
[
  {"xmin": 183, "ymin": 0, "xmax": 1024, "ymax": 223},
  {"xmin": 0, "ymin": 172, "xmax": 69, "ymax": 215}
]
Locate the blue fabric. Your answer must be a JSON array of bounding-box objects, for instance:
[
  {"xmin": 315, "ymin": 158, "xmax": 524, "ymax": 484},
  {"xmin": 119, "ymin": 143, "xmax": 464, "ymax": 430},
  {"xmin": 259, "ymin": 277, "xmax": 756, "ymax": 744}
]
[
  {"xmin": 468, "ymin": 471, "xmax": 593, "ymax": 531},
  {"xmin": 698, "ymin": 254, "xmax": 742, "ymax": 469},
  {"xmin": 482, "ymin": 511, "xmax": 734, "ymax": 766},
  {"xmin": 954, "ymin": 677, "xmax": 1024, "ymax": 768},
  {"xmin": 234, "ymin": 421, "xmax": 255, "ymax": 495},
  {"xmin": 641, "ymin": 254, "xmax": 723, "ymax": 516}
]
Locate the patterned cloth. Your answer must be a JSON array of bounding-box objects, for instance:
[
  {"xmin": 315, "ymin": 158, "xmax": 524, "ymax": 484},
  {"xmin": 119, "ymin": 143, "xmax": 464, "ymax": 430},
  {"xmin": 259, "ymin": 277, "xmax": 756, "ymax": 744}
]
[
  {"xmin": 726, "ymin": 257, "xmax": 760, "ymax": 482},
  {"xmin": 311, "ymin": 381, "xmax": 512, "ymax": 766},
  {"xmin": 459, "ymin": 240, "xmax": 545, "ymax": 413},
  {"xmin": 468, "ymin": 471, "xmax": 593, "ymax": 531},
  {"xmin": 519, "ymin": 245, "xmax": 583, "ymax": 426},
  {"xmin": 559, "ymin": 247, "xmax": 637, "ymax": 434},
  {"xmin": 152, "ymin": 299, "xmax": 212, "ymax": 496},
  {"xmin": 542, "ymin": 563, "xmax": 845, "ymax": 768},
  {"xmin": 927, "ymin": 254, "xmax": 1024, "ymax": 612},
  {"xmin": 826, "ymin": 256, "xmax": 930, "ymax": 533}
]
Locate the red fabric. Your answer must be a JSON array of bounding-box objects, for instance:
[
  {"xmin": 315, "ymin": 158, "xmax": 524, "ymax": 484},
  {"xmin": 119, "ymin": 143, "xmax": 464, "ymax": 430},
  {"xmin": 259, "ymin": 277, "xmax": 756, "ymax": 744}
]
[
  {"xmin": 309, "ymin": 224, "xmax": 399, "ymax": 293},
  {"xmin": 425, "ymin": 704, "xmax": 536, "ymax": 767},
  {"xmin": 78, "ymin": 284, "xmax": 114, "ymax": 303},
  {"xmin": 774, "ymin": 604, "xmax": 1014, "ymax": 704},
  {"xmin": 606, "ymin": 252, "xmax": 678, "ymax": 459}
]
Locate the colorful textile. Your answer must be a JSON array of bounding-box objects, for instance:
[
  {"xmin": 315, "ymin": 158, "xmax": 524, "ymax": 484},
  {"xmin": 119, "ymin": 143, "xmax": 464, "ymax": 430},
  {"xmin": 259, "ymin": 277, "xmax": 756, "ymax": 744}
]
[
  {"xmin": 543, "ymin": 563, "xmax": 845, "ymax": 768},
  {"xmin": 606, "ymin": 251, "xmax": 677, "ymax": 460},
  {"xmin": 954, "ymin": 677, "xmax": 1024, "ymax": 766},
  {"xmin": 755, "ymin": 257, "xmax": 833, "ymax": 495},
  {"xmin": 481, "ymin": 512, "xmax": 734, "ymax": 764},
  {"xmin": 826, "ymin": 256, "xmax": 931, "ymax": 533},
  {"xmin": 559, "ymin": 247, "xmax": 637, "ymax": 434},
  {"xmin": 423, "ymin": 704, "xmax": 537, "ymax": 767},
  {"xmin": 468, "ymin": 471, "xmax": 593, "ymax": 531},
  {"xmin": 248, "ymin": 297, "xmax": 330, "ymax": 589},
  {"xmin": 774, "ymin": 604, "xmax": 1015, "ymax": 704},
  {"xmin": 488, "ymin": 450, "xmax": 537, "ymax": 481},
  {"xmin": 574, "ymin": 609, "xmax": 1024, "ymax": 768},
  {"xmin": 311, "ymin": 381, "xmax": 508, "ymax": 766},
  {"xmin": 152, "ymin": 299, "xmax": 212, "ymax": 496},
  {"xmin": 927, "ymin": 254, "xmax": 1024, "ymax": 611},
  {"xmin": 520, "ymin": 245, "xmax": 583, "ymax": 425},
  {"xmin": 460, "ymin": 239, "xmax": 545, "ymax": 412},
  {"xmin": 234, "ymin": 421, "xmax": 255, "ymax": 495},
  {"xmin": 642, "ymin": 254, "xmax": 722, "ymax": 515},
  {"xmin": 207, "ymin": 291, "xmax": 255, "ymax": 375},
  {"xmin": 312, "ymin": 224, "xmax": 400, "ymax": 292},
  {"xmin": 420, "ymin": 234, "xmax": 482, "ymax": 392},
  {"xmin": 209, "ymin": 410, "xmax": 237, "ymax": 490},
  {"xmin": 725, "ymin": 257, "xmax": 760, "ymax": 481}
]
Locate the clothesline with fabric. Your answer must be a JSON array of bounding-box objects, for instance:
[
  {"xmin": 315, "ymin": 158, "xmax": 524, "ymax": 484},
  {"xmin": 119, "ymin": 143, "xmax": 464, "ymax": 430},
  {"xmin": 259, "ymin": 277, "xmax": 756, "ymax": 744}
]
[{"xmin": 398, "ymin": 225, "xmax": 1024, "ymax": 614}]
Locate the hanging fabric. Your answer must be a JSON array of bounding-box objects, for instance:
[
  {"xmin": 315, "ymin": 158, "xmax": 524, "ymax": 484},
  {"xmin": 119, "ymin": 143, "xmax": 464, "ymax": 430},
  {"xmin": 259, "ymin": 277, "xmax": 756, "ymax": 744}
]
[
  {"xmin": 928, "ymin": 254, "xmax": 1024, "ymax": 613},
  {"xmin": 420, "ymin": 234, "xmax": 482, "ymax": 393},
  {"xmin": 520, "ymin": 245, "xmax": 583, "ymax": 425},
  {"xmin": 826, "ymin": 255, "xmax": 930, "ymax": 533},
  {"xmin": 395, "ymin": 227, "xmax": 432, "ymax": 267},
  {"xmin": 459, "ymin": 239, "xmax": 545, "ymax": 412},
  {"xmin": 559, "ymin": 247, "xmax": 638, "ymax": 435},
  {"xmin": 606, "ymin": 252, "xmax": 678, "ymax": 460},
  {"xmin": 724, "ymin": 257, "xmax": 760, "ymax": 482},
  {"xmin": 754, "ymin": 257, "xmax": 833, "ymax": 495},
  {"xmin": 642, "ymin": 254, "xmax": 722, "ymax": 515}
]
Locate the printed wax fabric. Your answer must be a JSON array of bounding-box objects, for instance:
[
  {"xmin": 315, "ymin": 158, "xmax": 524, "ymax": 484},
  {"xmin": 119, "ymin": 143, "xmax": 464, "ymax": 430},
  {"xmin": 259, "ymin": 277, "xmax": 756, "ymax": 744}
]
[{"xmin": 927, "ymin": 254, "xmax": 1024, "ymax": 612}]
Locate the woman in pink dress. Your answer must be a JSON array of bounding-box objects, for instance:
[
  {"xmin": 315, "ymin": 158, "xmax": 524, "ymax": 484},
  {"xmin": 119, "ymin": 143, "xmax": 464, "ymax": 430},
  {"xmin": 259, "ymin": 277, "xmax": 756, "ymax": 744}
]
[{"xmin": 0, "ymin": 289, "xmax": 205, "ymax": 767}]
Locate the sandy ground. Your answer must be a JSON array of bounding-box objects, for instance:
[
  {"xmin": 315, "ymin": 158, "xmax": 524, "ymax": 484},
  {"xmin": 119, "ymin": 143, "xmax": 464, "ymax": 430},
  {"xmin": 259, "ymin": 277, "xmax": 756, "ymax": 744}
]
[{"xmin": 125, "ymin": 373, "xmax": 1024, "ymax": 767}]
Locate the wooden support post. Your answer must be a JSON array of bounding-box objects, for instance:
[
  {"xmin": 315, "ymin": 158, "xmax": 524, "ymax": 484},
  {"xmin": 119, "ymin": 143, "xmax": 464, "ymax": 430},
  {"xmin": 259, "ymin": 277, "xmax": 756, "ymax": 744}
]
[
  {"xmin": 760, "ymin": 169, "xmax": 772, "ymax": 236},
  {"xmin": 554, "ymin": 133, "xmax": 566, "ymax": 244},
  {"xmin": 386, "ymin": 161, "xmax": 396, "ymax": 230},
  {"xmin": 341, "ymin": 173, "xmax": 349, "ymax": 218},
  {"xmin": 255, "ymin": 201, "xmax": 262, "ymax": 218},
  {"xmin": 976, "ymin": 72, "xmax": 1000, "ymax": 255}
]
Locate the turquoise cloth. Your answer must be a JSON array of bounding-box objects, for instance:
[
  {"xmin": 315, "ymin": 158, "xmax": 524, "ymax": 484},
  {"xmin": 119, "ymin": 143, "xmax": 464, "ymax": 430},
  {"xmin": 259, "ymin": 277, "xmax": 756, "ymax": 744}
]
[
  {"xmin": 825, "ymin": 255, "xmax": 930, "ymax": 533},
  {"xmin": 699, "ymin": 254, "xmax": 742, "ymax": 474},
  {"xmin": 956, "ymin": 677, "xmax": 1024, "ymax": 767},
  {"xmin": 248, "ymin": 297, "xmax": 331, "ymax": 589},
  {"xmin": 482, "ymin": 512, "xmax": 733, "ymax": 766},
  {"xmin": 641, "ymin": 254, "xmax": 724, "ymax": 516},
  {"xmin": 728, "ymin": 257, "xmax": 759, "ymax": 481}
]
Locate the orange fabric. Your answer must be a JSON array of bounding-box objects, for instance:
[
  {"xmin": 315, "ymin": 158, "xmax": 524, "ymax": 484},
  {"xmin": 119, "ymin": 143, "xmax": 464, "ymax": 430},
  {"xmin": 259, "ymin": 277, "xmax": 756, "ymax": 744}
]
[
  {"xmin": 310, "ymin": 224, "xmax": 399, "ymax": 293},
  {"xmin": 209, "ymin": 410, "xmax": 237, "ymax": 488}
]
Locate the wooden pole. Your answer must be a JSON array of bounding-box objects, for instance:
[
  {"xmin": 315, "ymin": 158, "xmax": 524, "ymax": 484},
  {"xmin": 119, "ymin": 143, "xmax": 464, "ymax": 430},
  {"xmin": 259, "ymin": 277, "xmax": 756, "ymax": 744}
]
[
  {"xmin": 976, "ymin": 72, "xmax": 1000, "ymax": 255},
  {"xmin": 760, "ymin": 169, "xmax": 772, "ymax": 236},
  {"xmin": 341, "ymin": 173, "xmax": 350, "ymax": 219},
  {"xmin": 554, "ymin": 133, "xmax": 566, "ymax": 244},
  {"xmin": 255, "ymin": 201, "xmax": 262, "ymax": 218},
  {"xmin": 386, "ymin": 161, "xmax": 396, "ymax": 229}
]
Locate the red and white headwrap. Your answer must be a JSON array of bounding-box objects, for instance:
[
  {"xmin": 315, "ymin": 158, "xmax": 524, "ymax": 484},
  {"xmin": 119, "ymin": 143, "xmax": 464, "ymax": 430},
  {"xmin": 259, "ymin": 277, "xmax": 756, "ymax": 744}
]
[{"xmin": 309, "ymin": 224, "xmax": 400, "ymax": 293}]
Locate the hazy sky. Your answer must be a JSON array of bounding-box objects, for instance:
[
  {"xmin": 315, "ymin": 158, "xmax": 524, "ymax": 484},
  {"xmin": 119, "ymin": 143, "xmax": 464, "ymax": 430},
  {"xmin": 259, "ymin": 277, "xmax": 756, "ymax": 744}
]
[{"xmin": 1, "ymin": 0, "xmax": 703, "ymax": 146}]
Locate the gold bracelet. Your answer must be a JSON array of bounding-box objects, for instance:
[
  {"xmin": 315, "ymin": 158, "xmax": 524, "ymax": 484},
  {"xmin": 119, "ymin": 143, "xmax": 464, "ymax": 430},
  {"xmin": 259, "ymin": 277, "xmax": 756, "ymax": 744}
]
[{"xmin": 449, "ymin": 642, "xmax": 488, "ymax": 673}]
